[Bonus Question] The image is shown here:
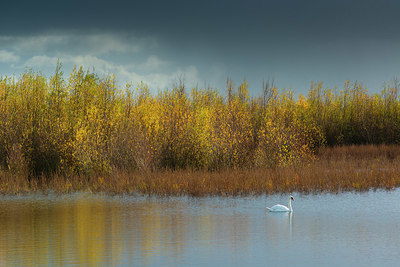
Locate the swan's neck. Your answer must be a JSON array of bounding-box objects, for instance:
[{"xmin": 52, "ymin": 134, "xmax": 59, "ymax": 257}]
[{"xmin": 288, "ymin": 199, "xmax": 293, "ymax": 212}]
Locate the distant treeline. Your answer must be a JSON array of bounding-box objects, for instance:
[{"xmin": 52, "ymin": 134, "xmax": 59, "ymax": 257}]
[{"xmin": 0, "ymin": 64, "xmax": 399, "ymax": 177}]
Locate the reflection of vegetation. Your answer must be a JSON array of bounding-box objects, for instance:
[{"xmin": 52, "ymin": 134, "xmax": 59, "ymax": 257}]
[
  {"xmin": 0, "ymin": 64, "xmax": 400, "ymax": 194},
  {"xmin": 0, "ymin": 196, "xmax": 251, "ymax": 265}
]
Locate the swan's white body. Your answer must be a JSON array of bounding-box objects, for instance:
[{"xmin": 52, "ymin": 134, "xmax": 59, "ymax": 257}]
[{"xmin": 267, "ymin": 196, "xmax": 294, "ymax": 212}]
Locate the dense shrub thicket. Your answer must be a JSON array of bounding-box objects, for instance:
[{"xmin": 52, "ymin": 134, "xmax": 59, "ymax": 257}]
[{"xmin": 0, "ymin": 65, "xmax": 398, "ymax": 177}]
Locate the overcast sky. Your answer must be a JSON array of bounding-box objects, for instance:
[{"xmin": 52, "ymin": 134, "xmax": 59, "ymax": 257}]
[{"xmin": 1, "ymin": 0, "xmax": 400, "ymax": 95}]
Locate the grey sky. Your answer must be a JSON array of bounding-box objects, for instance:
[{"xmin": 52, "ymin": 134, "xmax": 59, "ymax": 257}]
[{"xmin": 1, "ymin": 0, "xmax": 400, "ymax": 95}]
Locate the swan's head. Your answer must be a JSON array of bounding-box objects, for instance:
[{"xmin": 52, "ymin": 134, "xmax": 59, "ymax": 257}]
[{"xmin": 290, "ymin": 196, "xmax": 294, "ymax": 201}]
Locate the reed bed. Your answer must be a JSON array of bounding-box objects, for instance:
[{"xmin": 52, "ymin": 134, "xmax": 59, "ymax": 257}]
[{"xmin": 1, "ymin": 145, "xmax": 399, "ymax": 196}]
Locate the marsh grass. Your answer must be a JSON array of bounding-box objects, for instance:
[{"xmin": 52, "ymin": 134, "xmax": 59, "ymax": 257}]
[{"xmin": 1, "ymin": 145, "xmax": 399, "ymax": 196}]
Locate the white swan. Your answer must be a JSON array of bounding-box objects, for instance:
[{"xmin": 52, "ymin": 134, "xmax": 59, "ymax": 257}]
[{"xmin": 266, "ymin": 196, "xmax": 294, "ymax": 212}]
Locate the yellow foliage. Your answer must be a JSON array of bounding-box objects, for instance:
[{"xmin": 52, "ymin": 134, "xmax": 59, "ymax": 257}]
[{"xmin": 2, "ymin": 65, "xmax": 399, "ymax": 177}]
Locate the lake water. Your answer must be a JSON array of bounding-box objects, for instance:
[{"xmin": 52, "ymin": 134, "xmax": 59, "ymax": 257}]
[{"xmin": 1, "ymin": 190, "xmax": 400, "ymax": 266}]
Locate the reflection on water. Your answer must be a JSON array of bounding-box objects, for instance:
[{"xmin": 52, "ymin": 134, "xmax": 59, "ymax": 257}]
[
  {"xmin": 265, "ymin": 211, "xmax": 292, "ymax": 243},
  {"xmin": 1, "ymin": 191, "xmax": 400, "ymax": 266}
]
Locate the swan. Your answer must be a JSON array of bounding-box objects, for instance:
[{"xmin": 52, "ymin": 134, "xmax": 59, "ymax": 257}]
[{"xmin": 266, "ymin": 196, "xmax": 294, "ymax": 212}]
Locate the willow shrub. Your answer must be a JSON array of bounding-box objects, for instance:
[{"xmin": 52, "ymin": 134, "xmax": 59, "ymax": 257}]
[
  {"xmin": 2, "ymin": 65, "xmax": 399, "ymax": 177},
  {"xmin": 305, "ymin": 80, "xmax": 400, "ymax": 146}
]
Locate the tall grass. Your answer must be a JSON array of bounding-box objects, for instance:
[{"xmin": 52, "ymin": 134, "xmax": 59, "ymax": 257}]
[{"xmin": 1, "ymin": 145, "xmax": 399, "ymax": 195}]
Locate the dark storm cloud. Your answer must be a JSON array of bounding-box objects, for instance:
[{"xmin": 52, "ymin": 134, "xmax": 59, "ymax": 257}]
[
  {"xmin": 1, "ymin": 0, "xmax": 400, "ymax": 93},
  {"xmin": 4, "ymin": 0, "xmax": 400, "ymax": 70},
  {"xmin": 3, "ymin": 0, "xmax": 400, "ymax": 39}
]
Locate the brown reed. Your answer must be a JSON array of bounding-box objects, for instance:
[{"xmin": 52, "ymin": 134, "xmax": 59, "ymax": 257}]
[{"xmin": 0, "ymin": 145, "xmax": 399, "ymax": 196}]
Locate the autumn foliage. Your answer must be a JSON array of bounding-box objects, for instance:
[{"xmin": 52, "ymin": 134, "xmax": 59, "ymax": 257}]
[{"xmin": 0, "ymin": 64, "xmax": 399, "ymax": 181}]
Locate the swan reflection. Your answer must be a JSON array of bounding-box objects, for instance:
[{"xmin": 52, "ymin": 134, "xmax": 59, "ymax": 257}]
[{"xmin": 266, "ymin": 209, "xmax": 293, "ymax": 240}]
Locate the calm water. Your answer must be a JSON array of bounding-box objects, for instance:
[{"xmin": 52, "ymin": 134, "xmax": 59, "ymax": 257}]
[{"xmin": 1, "ymin": 190, "xmax": 400, "ymax": 266}]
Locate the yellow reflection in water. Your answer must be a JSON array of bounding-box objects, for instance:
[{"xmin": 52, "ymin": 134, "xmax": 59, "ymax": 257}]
[
  {"xmin": 0, "ymin": 196, "xmax": 123, "ymax": 266},
  {"xmin": 0, "ymin": 195, "xmax": 251, "ymax": 266}
]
